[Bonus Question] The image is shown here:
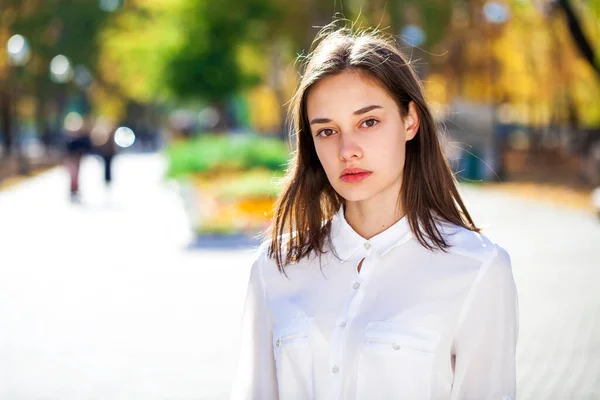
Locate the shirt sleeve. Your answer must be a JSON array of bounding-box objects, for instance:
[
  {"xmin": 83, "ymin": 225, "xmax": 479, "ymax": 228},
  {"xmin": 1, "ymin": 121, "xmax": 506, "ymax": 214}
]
[
  {"xmin": 230, "ymin": 249, "xmax": 279, "ymax": 400},
  {"xmin": 450, "ymin": 244, "xmax": 519, "ymax": 400}
]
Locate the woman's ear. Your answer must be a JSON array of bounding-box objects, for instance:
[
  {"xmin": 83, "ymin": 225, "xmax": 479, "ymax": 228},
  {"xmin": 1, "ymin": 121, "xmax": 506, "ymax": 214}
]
[{"xmin": 404, "ymin": 101, "xmax": 420, "ymax": 141}]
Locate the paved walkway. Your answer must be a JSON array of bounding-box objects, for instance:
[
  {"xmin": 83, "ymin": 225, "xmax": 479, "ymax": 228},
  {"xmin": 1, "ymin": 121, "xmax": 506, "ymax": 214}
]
[
  {"xmin": 0, "ymin": 154, "xmax": 256, "ymax": 400},
  {"xmin": 0, "ymin": 153, "xmax": 598, "ymax": 399},
  {"xmin": 462, "ymin": 182, "xmax": 600, "ymax": 399}
]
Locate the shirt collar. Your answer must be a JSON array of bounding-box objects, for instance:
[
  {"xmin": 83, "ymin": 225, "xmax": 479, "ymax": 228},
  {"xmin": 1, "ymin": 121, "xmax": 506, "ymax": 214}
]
[{"xmin": 329, "ymin": 205, "xmax": 414, "ymax": 261}]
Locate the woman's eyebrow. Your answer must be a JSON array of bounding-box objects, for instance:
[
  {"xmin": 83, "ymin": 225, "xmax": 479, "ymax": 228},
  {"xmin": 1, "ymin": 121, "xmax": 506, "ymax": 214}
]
[
  {"xmin": 310, "ymin": 117, "xmax": 331, "ymax": 125},
  {"xmin": 353, "ymin": 104, "xmax": 382, "ymax": 115},
  {"xmin": 310, "ymin": 105, "xmax": 383, "ymax": 125}
]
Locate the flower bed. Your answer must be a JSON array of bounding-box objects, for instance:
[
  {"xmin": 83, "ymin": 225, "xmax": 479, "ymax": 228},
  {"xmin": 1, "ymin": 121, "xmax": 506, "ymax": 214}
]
[{"xmin": 165, "ymin": 133, "xmax": 289, "ymax": 234}]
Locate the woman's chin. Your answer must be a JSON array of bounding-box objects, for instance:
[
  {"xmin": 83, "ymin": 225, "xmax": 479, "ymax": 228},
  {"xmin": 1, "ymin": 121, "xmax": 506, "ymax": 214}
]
[{"xmin": 335, "ymin": 188, "xmax": 374, "ymax": 203}]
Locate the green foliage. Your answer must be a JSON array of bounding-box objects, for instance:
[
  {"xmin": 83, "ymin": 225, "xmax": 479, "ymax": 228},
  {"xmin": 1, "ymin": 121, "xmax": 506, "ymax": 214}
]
[
  {"xmin": 165, "ymin": 133, "xmax": 291, "ymax": 177},
  {"xmin": 12, "ymin": 2, "xmax": 108, "ymax": 67},
  {"xmin": 98, "ymin": 0, "xmax": 187, "ymax": 102},
  {"xmin": 166, "ymin": 0, "xmax": 281, "ymax": 102},
  {"xmin": 5, "ymin": 1, "xmax": 111, "ymax": 103}
]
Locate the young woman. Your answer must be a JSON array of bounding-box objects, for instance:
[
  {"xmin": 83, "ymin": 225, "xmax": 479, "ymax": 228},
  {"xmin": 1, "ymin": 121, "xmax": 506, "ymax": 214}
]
[{"xmin": 231, "ymin": 25, "xmax": 518, "ymax": 400}]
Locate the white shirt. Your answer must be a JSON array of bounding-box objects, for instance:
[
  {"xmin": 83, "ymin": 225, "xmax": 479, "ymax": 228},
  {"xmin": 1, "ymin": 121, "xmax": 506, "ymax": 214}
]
[{"xmin": 231, "ymin": 206, "xmax": 519, "ymax": 400}]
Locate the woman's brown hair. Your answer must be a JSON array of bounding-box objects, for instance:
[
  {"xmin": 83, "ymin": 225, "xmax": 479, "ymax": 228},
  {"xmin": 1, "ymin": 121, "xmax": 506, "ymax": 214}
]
[{"xmin": 267, "ymin": 23, "xmax": 480, "ymax": 273}]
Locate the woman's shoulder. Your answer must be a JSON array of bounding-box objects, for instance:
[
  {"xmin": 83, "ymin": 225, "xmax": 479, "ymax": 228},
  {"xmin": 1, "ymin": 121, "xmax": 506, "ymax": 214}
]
[
  {"xmin": 436, "ymin": 219, "xmax": 510, "ymax": 266},
  {"xmin": 252, "ymin": 231, "xmax": 326, "ymax": 278},
  {"xmin": 251, "ymin": 232, "xmax": 295, "ymax": 269}
]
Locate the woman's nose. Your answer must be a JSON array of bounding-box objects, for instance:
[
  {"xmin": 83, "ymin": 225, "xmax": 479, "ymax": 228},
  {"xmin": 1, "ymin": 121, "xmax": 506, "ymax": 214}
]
[{"xmin": 338, "ymin": 132, "xmax": 363, "ymax": 161}]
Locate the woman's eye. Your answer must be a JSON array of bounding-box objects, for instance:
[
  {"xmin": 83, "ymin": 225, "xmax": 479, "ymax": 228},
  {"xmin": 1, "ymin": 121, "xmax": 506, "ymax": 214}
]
[
  {"xmin": 317, "ymin": 128, "xmax": 335, "ymax": 137},
  {"xmin": 362, "ymin": 118, "xmax": 379, "ymax": 128}
]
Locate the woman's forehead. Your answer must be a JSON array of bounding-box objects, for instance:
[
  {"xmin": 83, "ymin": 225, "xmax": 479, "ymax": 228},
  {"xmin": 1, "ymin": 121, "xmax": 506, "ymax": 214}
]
[{"xmin": 306, "ymin": 71, "xmax": 394, "ymax": 116}]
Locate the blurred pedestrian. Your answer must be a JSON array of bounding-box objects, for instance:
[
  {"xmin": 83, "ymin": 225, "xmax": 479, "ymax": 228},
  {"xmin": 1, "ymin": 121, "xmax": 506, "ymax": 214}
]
[
  {"xmin": 231, "ymin": 24, "xmax": 518, "ymax": 400},
  {"xmin": 63, "ymin": 116, "xmax": 92, "ymax": 202},
  {"xmin": 91, "ymin": 118, "xmax": 117, "ymax": 189}
]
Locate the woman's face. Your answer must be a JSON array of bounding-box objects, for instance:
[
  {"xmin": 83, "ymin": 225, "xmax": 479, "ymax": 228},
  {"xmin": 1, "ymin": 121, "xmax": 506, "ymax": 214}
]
[{"xmin": 306, "ymin": 70, "xmax": 419, "ymax": 205}]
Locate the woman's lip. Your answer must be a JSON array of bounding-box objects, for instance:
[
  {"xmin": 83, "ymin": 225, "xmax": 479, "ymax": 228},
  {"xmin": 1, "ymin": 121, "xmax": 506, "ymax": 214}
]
[{"xmin": 340, "ymin": 172, "xmax": 372, "ymax": 183}]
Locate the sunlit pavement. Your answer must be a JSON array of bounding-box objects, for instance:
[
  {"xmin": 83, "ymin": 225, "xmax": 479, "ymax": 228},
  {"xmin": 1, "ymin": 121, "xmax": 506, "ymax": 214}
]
[
  {"xmin": 0, "ymin": 153, "xmax": 598, "ymax": 399},
  {"xmin": 461, "ymin": 184, "xmax": 600, "ymax": 399}
]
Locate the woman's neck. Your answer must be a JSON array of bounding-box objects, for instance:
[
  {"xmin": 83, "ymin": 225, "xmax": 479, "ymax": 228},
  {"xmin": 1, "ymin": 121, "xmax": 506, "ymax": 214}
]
[{"xmin": 343, "ymin": 199, "xmax": 406, "ymax": 240}]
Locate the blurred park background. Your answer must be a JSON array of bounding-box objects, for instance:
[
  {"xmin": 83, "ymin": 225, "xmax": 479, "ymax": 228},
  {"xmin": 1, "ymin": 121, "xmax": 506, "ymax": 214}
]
[
  {"xmin": 0, "ymin": 0, "xmax": 599, "ymax": 399},
  {"xmin": 1, "ymin": 0, "xmax": 600, "ymax": 220}
]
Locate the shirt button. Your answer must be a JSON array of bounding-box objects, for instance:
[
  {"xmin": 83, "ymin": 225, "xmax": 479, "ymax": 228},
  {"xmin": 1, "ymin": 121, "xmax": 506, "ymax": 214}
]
[
  {"xmin": 392, "ymin": 342, "xmax": 401, "ymax": 350},
  {"xmin": 332, "ymin": 365, "xmax": 339, "ymax": 374},
  {"xmin": 339, "ymin": 320, "xmax": 347, "ymax": 327},
  {"xmin": 363, "ymin": 241, "xmax": 371, "ymax": 249},
  {"xmin": 276, "ymin": 339, "xmax": 281, "ymax": 347},
  {"xmin": 352, "ymin": 282, "xmax": 360, "ymax": 289}
]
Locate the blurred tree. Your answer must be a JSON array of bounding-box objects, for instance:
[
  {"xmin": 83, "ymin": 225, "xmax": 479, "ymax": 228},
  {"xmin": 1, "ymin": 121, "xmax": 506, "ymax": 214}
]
[
  {"xmin": 434, "ymin": 0, "xmax": 599, "ymax": 126},
  {"xmin": 556, "ymin": 0, "xmax": 600, "ymax": 79},
  {"xmin": 0, "ymin": 0, "xmax": 113, "ymax": 159},
  {"xmin": 97, "ymin": 0, "xmax": 458, "ymax": 136},
  {"xmin": 1, "ymin": 0, "xmax": 27, "ymax": 156},
  {"xmin": 97, "ymin": 0, "xmax": 187, "ymax": 119},
  {"xmin": 165, "ymin": 0, "xmax": 280, "ymax": 130}
]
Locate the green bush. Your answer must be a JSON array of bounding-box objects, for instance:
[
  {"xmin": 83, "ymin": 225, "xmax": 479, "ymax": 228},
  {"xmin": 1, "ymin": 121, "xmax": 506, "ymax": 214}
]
[{"xmin": 165, "ymin": 133, "xmax": 291, "ymax": 178}]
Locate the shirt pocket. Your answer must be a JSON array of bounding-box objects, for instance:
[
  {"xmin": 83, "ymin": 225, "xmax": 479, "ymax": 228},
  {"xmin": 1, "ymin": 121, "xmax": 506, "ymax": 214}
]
[
  {"xmin": 272, "ymin": 317, "xmax": 314, "ymax": 399},
  {"xmin": 357, "ymin": 320, "xmax": 440, "ymax": 400},
  {"xmin": 273, "ymin": 317, "xmax": 312, "ymax": 348}
]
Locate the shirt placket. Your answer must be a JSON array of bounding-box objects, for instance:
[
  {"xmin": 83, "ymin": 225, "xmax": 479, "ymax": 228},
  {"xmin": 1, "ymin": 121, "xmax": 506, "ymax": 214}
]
[{"xmin": 325, "ymin": 240, "xmax": 376, "ymax": 400}]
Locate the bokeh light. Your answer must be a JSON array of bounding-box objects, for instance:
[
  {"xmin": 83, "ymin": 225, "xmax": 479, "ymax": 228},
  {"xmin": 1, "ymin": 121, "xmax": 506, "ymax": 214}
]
[
  {"xmin": 7, "ymin": 34, "xmax": 31, "ymax": 66},
  {"xmin": 483, "ymin": 1, "xmax": 510, "ymax": 24},
  {"xmin": 74, "ymin": 65, "xmax": 93, "ymax": 88},
  {"xmin": 114, "ymin": 126, "xmax": 136, "ymax": 148},
  {"xmin": 400, "ymin": 25, "xmax": 426, "ymax": 47},
  {"xmin": 198, "ymin": 106, "xmax": 220, "ymax": 129},
  {"xmin": 99, "ymin": 0, "xmax": 120, "ymax": 12},
  {"xmin": 50, "ymin": 55, "xmax": 73, "ymax": 83},
  {"xmin": 64, "ymin": 112, "xmax": 83, "ymax": 132},
  {"xmin": 91, "ymin": 117, "xmax": 113, "ymax": 146}
]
